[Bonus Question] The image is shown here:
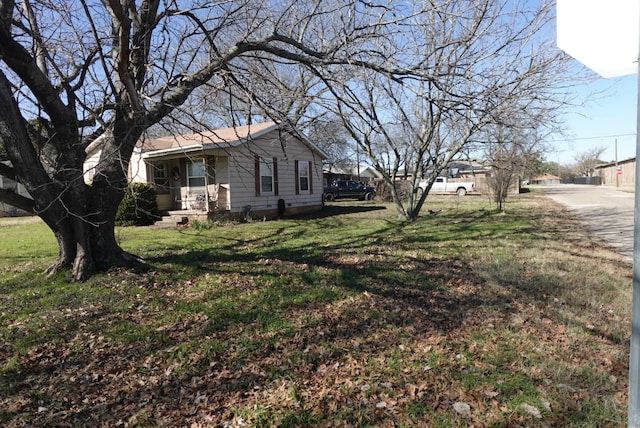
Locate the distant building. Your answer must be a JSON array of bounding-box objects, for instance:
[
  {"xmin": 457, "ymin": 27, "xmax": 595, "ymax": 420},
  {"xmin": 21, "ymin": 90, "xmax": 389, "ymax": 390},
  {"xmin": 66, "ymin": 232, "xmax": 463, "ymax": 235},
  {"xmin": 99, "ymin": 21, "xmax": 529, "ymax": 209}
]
[
  {"xmin": 446, "ymin": 161, "xmax": 489, "ymax": 179},
  {"xmin": 393, "ymin": 160, "xmax": 489, "ymax": 181},
  {"xmin": 595, "ymin": 157, "xmax": 636, "ymax": 187},
  {"xmin": 531, "ymin": 173, "xmax": 561, "ymax": 185},
  {"xmin": 323, "ymin": 164, "xmax": 383, "ymax": 186}
]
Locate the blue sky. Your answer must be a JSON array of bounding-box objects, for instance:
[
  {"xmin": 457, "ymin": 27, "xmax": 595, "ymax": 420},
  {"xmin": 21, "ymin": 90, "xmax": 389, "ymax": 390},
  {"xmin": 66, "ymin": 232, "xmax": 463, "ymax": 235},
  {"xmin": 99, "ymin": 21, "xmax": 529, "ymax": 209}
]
[
  {"xmin": 553, "ymin": 0, "xmax": 638, "ymax": 165},
  {"xmin": 549, "ymin": 73, "xmax": 637, "ymax": 165}
]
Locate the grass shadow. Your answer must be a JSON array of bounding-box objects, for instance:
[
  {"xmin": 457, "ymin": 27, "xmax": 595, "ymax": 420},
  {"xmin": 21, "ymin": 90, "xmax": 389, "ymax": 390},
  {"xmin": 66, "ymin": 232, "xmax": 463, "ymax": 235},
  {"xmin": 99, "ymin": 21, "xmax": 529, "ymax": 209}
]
[{"xmin": 0, "ymin": 195, "xmax": 631, "ymax": 426}]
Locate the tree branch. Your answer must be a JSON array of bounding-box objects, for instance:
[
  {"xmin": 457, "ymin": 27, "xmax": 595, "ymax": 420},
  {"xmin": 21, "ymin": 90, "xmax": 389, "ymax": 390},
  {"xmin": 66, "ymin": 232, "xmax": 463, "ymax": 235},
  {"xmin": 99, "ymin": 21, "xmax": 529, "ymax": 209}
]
[
  {"xmin": 0, "ymin": 161, "xmax": 16, "ymax": 180},
  {"xmin": 0, "ymin": 187, "xmax": 34, "ymax": 213}
]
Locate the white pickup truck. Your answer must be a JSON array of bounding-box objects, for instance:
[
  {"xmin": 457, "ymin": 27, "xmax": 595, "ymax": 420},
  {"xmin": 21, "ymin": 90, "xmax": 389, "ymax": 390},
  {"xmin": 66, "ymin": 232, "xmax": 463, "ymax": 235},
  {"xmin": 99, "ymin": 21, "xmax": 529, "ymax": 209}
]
[{"xmin": 418, "ymin": 176, "xmax": 475, "ymax": 196}]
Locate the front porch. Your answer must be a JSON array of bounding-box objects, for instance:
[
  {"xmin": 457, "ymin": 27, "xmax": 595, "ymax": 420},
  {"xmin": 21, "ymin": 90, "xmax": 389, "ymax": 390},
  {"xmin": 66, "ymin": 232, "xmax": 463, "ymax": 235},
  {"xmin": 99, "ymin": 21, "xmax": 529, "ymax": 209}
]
[
  {"xmin": 171, "ymin": 183, "xmax": 230, "ymax": 212},
  {"xmin": 154, "ymin": 207, "xmax": 232, "ymax": 227},
  {"xmin": 153, "ymin": 176, "xmax": 232, "ymax": 226},
  {"xmin": 156, "ymin": 182, "xmax": 230, "ymax": 210}
]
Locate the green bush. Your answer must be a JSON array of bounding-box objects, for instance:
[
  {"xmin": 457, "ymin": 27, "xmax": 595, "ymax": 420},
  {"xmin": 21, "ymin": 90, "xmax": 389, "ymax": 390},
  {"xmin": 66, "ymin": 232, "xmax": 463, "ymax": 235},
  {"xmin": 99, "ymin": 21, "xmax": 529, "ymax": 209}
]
[{"xmin": 116, "ymin": 183, "xmax": 159, "ymax": 226}]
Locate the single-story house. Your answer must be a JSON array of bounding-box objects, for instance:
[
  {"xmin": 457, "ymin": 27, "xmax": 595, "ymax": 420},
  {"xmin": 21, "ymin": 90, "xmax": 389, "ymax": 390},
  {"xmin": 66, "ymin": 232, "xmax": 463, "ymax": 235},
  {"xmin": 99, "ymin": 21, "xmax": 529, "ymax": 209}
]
[
  {"xmin": 447, "ymin": 160, "xmax": 489, "ymax": 179},
  {"xmin": 85, "ymin": 122, "xmax": 327, "ymax": 220},
  {"xmin": 531, "ymin": 173, "xmax": 561, "ymax": 185}
]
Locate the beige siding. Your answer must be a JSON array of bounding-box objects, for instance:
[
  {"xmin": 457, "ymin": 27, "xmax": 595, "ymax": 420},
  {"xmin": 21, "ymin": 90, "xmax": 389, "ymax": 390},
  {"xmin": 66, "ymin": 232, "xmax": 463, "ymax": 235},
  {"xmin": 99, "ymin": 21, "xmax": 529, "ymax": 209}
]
[
  {"xmin": 83, "ymin": 150, "xmax": 101, "ymax": 184},
  {"xmin": 227, "ymin": 131, "xmax": 323, "ymax": 214},
  {"xmin": 213, "ymin": 156, "xmax": 230, "ymax": 210},
  {"xmin": 128, "ymin": 147, "xmax": 148, "ymax": 183},
  {"xmin": 137, "ymin": 127, "xmax": 325, "ymax": 216},
  {"xmin": 85, "ymin": 147, "xmax": 148, "ymax": 185}
]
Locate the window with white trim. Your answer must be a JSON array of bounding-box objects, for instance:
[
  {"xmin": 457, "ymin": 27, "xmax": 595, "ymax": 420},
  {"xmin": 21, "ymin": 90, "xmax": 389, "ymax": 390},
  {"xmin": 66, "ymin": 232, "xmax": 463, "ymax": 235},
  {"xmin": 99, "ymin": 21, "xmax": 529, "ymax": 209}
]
[
  {"xmin": 259, "ymin": 158, "xmax": 274, "ymax": 195},
  {"xmin": 298, "ymin": 160, "xmax": 310, "ymax": 193}
]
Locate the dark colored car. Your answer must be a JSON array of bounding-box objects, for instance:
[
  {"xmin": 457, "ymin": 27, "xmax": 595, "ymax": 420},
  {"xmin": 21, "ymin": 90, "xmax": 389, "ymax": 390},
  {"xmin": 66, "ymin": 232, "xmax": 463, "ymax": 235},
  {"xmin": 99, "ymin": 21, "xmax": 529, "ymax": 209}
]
[{"xmin": 323, "ymin": 180, "xmax": 376, "ymax": 202}]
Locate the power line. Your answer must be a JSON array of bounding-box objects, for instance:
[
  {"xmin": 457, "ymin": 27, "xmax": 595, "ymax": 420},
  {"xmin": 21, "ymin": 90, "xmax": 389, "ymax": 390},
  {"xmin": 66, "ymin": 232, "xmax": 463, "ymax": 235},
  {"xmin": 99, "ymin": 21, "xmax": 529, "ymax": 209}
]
[{"xmin": 548, "ymin": 132, "xmax": 636, "ymax": 143}]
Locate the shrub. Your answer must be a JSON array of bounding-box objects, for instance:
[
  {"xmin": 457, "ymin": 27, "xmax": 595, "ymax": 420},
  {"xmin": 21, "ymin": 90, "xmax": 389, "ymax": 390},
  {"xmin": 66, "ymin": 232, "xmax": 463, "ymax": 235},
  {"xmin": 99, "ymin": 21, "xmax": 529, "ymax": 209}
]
[
  {"xmin": 116, "ymin": 183, "xmax": 159, "ymax": 226},
  {"xmin": 375, "ymin": 180, "xmax": 413, "ymax": 202}
]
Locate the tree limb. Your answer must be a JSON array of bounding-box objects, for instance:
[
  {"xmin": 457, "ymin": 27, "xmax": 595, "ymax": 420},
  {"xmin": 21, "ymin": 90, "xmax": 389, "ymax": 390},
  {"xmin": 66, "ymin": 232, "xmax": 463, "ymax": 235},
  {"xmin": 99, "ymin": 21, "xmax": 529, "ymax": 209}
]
[
  {"xmin": 0, "ymin": 161, "xmax": 16, "ymax": 181},
  {"xmin": 0, "ymin": 187, "xmax": 34, "ymax": 213}
]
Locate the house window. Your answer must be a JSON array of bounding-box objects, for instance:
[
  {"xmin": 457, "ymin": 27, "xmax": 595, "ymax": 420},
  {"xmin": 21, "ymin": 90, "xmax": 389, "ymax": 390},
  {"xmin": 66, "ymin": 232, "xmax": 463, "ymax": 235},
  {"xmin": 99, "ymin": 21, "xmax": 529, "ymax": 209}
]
[
  {"xmin": 260, "ymin": 158, "xmax": 274, "ymax": 194},
  {"xmin": 296, "ymin": 160, "xmax": 311, "ymax": 194},
  {"xmin": 152, "ymin": 162, "xmax": 169, "ymax": 194},
  {"xmin": 255, "ymin": 156, "xmax": 278, "ymax": 196},
  {"xmin": 187, "ymin": 160, "xmax": 206, "ymax": 190}
]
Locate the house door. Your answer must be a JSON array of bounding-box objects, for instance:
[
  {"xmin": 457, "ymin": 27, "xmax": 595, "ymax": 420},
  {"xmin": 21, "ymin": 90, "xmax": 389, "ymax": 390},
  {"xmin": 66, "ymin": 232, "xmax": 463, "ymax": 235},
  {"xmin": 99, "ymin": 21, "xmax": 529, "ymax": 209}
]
[{"xmin": 149, "ymin": 161, "xmax": 173, "ymax": 211}]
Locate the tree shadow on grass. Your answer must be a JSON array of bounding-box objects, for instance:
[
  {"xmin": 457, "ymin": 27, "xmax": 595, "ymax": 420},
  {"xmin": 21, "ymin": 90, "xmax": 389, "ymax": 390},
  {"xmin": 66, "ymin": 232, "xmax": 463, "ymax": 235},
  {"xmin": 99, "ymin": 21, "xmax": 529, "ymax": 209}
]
[
  {"xmin": 3, "ymin": 199, "xmax": 631, "ymax": 426},
  {"xmin": 293, "ymin": 203, "xmax": 387, "ymax": 219}
]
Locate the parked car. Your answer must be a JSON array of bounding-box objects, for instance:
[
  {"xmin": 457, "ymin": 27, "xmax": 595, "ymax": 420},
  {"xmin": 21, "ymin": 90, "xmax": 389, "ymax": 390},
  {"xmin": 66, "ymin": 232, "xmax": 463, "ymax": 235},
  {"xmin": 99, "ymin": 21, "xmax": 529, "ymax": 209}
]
[
  {"xmin": 324, "ymin": 180, "xmax": 376, "ymax": 201},
  {"xmin": 417, "ymin": 176, "xmax": 475, "ymax": 196}
]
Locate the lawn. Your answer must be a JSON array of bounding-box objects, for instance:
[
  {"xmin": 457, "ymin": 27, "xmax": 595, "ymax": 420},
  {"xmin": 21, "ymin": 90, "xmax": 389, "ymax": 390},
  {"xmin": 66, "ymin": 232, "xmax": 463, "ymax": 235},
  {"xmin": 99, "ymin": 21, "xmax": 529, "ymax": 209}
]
[{"xmin": 0, "ymin": 192, "xmax": 632, "ymax": 427}]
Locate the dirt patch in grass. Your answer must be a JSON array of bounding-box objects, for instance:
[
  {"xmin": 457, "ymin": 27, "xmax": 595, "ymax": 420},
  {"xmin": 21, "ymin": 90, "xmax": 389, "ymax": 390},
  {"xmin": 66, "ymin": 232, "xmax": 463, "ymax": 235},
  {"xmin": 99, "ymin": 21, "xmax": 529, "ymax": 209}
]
[{"xmin": 0, "ymin": 194, "xmax": 632, "ymax": 427}]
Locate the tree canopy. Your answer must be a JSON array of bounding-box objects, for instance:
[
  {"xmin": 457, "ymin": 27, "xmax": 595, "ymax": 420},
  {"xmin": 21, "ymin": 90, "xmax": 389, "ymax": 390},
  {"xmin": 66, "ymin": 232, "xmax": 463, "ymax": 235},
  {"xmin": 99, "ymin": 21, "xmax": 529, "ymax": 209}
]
[{"xmin": 0, "ymin": 0, "xmax": 578, "ymax": 280}]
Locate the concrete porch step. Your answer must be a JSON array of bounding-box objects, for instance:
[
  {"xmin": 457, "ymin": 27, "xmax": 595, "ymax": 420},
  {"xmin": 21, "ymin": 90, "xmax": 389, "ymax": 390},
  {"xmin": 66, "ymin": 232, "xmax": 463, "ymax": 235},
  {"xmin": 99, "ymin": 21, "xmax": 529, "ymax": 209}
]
[
  {"xmin": 153, "ymin": 209, "xmax": 231, "ymax": 227},
  {"xmin": 154, "ymin": 211, "xmax": 208, "ymax": 227}
]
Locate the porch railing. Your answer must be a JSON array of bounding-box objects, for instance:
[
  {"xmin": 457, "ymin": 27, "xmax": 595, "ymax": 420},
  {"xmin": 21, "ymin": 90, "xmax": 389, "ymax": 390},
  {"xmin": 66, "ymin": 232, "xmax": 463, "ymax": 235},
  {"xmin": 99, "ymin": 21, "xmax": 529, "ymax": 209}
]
[{"xmin": 174, "ymin": 183, "xmax": 229, "ymax": 211}]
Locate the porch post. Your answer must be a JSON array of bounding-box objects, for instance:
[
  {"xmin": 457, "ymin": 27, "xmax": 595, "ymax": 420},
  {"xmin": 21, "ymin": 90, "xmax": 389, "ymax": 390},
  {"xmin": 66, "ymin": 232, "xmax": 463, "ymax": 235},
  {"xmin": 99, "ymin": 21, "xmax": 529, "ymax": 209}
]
[{"xmin": 203, "ymin": 154, "xmax": 210, "ymax": 212}]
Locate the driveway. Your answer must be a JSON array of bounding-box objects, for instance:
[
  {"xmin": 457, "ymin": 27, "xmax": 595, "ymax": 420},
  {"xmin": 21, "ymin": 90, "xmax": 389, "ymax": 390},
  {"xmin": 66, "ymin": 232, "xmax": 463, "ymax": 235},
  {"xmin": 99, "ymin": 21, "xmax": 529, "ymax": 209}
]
[{"xmin": 537, "ymin": 184, "xmax": 635, "ymax": 260}]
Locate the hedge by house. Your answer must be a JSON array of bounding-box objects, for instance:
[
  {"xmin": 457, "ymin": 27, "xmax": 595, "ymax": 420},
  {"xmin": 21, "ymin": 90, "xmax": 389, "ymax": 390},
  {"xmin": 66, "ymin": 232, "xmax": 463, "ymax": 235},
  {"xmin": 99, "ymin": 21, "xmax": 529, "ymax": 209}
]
[{"xmin": 116, "ymin": 183, "xmax": 159, "ymax": 226}]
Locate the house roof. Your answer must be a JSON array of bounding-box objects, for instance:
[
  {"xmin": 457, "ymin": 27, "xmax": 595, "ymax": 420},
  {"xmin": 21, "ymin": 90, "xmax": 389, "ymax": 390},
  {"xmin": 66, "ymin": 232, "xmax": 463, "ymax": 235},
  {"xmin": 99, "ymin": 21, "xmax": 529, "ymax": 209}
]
[
  {"xmin": 140, "ymin": 122, "xmax": 276, "ymax": 152},
  {"xmin": 324, "ymin": 164, "xmax": 383, "ymax": 179},
  {"xmin": 393, "ymin": 160, "xmax": 488, "ymax": 178},
  {"xmin": 140, "ymin": 122, "xmax": 327, "ymax": 159},
  {"xmin": 448, "ymin": 160, "xmax": 488, "ymax": 174},
  {"xmin": 595, "ymin": 156, "xmax": 636, "ymax": 169}
]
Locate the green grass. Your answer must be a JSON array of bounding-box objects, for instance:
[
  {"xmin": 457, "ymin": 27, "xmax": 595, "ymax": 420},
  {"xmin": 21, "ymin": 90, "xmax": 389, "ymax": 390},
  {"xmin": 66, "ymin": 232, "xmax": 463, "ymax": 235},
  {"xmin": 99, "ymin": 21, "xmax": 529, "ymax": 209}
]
[{"xmin": 0, "ymin": 194, "xmax": 632, "ymax": 426}]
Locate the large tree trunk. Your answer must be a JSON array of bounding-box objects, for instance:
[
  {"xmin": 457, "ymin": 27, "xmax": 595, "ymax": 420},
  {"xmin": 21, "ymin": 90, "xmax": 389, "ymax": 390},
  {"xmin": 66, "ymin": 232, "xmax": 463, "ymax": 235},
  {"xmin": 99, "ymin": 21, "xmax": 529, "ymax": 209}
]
[
  {"xmin": 90, "ymin": 178, "xmax": 145, "ymax": 274},
  {"xmin": 44, "ymin": 222, "xmax": 141, "ymax": 282},
  {"xmin": 33, "ymin": 178, "xmax": 139, "ymax": 281},
  {"xmin": 1, "ymin": 68, "xmax": 146, "ymax": 281}
]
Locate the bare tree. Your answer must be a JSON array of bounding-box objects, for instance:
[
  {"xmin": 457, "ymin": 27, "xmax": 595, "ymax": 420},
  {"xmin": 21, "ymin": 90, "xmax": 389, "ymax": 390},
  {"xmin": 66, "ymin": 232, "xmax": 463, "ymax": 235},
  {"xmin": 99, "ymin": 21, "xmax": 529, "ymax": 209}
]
[
  {"xmin": 483, "ymin": 118, "xmax": 557, "ymax": 211},
  {"xmin": 573, "ymin": 145, "xmax": 607, "ymax": 177},
  {"xmin": 305, "ymin": 119, "xmax": 355, "ymax": 172},
  {"xmin": 482, "ymin": 130, "xmax": 522, "ymax": 211},
  {"xmin": 0, "ymin": 0, "xmax": 422, "ymax": 280},
  {"xmin": 302, "ymin": 0, "xmax": 577, "ymax": 220},
  {"xmin": 0, "ymin": 0, "xmax": 587, "ymax": 280}
]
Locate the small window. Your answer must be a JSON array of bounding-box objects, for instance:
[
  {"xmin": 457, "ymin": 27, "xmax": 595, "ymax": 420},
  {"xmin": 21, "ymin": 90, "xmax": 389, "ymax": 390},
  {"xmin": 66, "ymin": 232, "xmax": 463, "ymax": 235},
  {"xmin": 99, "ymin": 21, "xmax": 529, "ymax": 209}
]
[
  {"xmin": 187, "ymin": 160, "xmax": 206, "ymax": 189},
  {"xmin": 255, "ymin": 156, "xmax": 278, "ymax": 196},
  {"xmin": 298, "ymin": 161, "xmax": 309, "ymax": 193},
  {"xmin": 260, "ymin": 158, "xmax": 274, "ymax": 195}
]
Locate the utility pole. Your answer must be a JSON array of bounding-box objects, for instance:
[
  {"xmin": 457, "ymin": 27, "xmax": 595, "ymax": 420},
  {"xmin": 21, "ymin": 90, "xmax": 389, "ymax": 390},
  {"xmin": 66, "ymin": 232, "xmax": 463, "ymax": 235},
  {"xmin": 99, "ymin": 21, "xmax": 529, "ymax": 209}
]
[{"xmin": 616, "ymin": 138, "xmax": 619, "ymax": 187}]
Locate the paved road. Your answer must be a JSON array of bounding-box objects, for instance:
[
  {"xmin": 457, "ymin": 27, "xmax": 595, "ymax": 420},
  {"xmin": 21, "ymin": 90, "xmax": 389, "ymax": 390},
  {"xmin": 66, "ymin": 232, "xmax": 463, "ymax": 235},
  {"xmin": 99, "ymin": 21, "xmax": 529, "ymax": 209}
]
[{"xmin": 538, "ymin": 184, "xmax": 635, "ymax": 260}]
